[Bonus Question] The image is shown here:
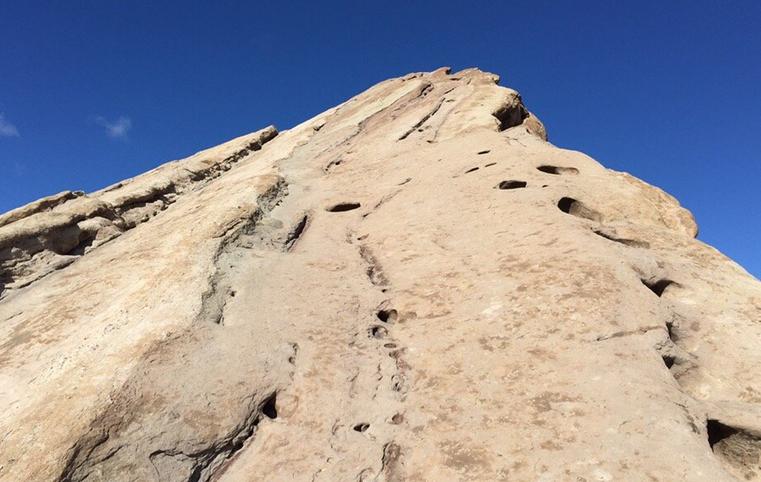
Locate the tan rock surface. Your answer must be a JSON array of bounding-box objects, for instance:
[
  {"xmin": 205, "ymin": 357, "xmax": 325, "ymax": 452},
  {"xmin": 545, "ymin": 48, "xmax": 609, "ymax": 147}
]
[{"xmin": 1, "ymin": 67, "xmax": 760, "ymax": 481}]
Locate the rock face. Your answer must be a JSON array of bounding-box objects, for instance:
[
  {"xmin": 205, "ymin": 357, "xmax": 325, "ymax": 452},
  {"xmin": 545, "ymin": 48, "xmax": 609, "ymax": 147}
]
[{"xmin": 1, "ymin": 67, "xmax": 760, "ymax": 481}]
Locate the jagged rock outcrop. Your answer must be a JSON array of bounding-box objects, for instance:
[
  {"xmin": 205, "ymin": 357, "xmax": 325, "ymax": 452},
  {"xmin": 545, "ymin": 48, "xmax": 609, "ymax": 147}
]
[{"xmin": 1, "ymin": 67, "xmax": 760, "ymax": 481}]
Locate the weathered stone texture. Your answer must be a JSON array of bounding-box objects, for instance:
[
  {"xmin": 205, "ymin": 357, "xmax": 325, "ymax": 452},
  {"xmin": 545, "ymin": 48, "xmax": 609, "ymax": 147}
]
[{"xmin": 0, "ymin": 68, "xmax": 759, "ymax": 481}]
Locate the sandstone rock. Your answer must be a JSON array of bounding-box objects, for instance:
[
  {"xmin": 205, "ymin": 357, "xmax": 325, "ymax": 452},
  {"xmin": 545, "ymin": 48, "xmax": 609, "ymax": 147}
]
[
  {"xmin": 0, "ymin": 68, "xmax": 759, "ymax": 481},
  {"xmin": 0, "ymin": 190, "xmax": 84, "ymax": 228},
  {"xmin": 0, "ymin": 127, "xmax": 276, "ymax": 296}
]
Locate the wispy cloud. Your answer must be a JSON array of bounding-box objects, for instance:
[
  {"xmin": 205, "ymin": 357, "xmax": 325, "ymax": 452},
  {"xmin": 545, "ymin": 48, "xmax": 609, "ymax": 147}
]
[
  {"xmin": 0, "ymin": 113, "xmax": 20, "ymax": 137},
  {"xmin": 95, "ymin": 115, "xmax": 132, "ymax": 139}
]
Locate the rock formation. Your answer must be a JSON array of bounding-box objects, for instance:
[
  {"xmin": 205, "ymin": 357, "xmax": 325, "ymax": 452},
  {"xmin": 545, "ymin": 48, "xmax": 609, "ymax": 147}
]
[{"xmin": 1, "ymin": 67, "xmax": 760, "ymax": 481}]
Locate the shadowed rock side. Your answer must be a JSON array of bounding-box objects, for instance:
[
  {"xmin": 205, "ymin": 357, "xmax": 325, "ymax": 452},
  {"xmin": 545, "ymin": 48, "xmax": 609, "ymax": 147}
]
[{"xmin": 0, "ymin": 67, "xmax": 759, "ymax": 481}]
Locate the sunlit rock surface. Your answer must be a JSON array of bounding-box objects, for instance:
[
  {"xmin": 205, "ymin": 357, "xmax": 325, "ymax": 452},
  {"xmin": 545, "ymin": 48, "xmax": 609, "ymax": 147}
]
[{"xmin": 1, "ymin": 68, "xmax": 760, "ymax": 481}]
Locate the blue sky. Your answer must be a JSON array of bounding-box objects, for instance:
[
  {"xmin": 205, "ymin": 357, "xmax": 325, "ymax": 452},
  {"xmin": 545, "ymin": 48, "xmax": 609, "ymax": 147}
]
[{"xmin": 1, "ymin": 1, "xmax": 759, "ymax": 278}]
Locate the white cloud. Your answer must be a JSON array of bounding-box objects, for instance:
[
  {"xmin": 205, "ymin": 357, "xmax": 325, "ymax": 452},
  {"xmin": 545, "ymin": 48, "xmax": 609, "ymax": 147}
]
[
  {"xmin": 0, "ymin": 113, "xmax": 20, "ymax": 137},
  {"xmin": 95, "ymin": 115, "xmax": 132, "ymax": 139}
]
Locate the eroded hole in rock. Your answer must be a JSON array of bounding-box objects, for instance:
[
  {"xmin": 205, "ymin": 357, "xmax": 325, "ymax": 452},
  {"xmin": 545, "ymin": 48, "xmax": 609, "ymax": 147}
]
[
  {"xmin": 706, "ymin": 419, "xmax": 761, "ymax": 481},
  {"xmin": 369, "ymin": 325, "xmax": 388, "ymax": 338},
  {"xmin": 662, "ymin": 354, "xmax": 676, "ymax": 369},
  {"xmin": 353, "ymin": 423, "xmax": 370, "ymax": 433},
  {"xmin": 477, "ymin": 150, "xmax": 490, "ymax": 155},
  {"xmin": 557, "ymin": 197, "xmax": 576, "ymax": 213},
  {"xmin": 377, "ymin": 309, "xmax": 398, "ymax": 323},
  {"xmin": 384, "ymin": 343, "xmax": 398, "ymax": 349},
  {"xmin": 708, "ymin": 420, "xmax": 739, "ymax": 449},
  {"xmin": 706, "ymin": 419, "xmax": 761, "ymax": 480},
  {"xmin": 464, "ymin": 167, "xmax": 479, "ymax": 174},
  {"xmin": 326, "ymin": 202, "xmax": 361, "ymax": 212},
  {"xmin": 391, "ymin": 413, "xmax": 404, "ymax": 424},
  {"xmin": 493, "ymin": 103, "xmax": 528, "ymax": 131},
  {"xmin": 498, "ymin": 180, "xmax": 527, "ymax": 190},
  {"xmin": 261, "ymin": 393, "xmax": 278, "ymax": 419},
  {"xmin": 484, "ymin": 162, "xmax": 497, "ymax": 167},
  {"xmin": 537, "ymin": 165, "xmax": 579, "ymax": 175},
  {"xmin": 557, "ymin": 197, "xmax": 602, "ymax": 221},
  {"xmin": 642, "ymin": 278, "xmax": 675, "ymax": 297},
  {"xmin": 66, "ymin": 235, "xmax": 97, "ymax": 256}
]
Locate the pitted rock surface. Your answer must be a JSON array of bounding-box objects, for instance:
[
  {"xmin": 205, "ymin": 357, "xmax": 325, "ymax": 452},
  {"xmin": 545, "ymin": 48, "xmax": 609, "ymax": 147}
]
[{"xmin": 1, "ymin": 67, "xmax": 760, "ymax": 481}]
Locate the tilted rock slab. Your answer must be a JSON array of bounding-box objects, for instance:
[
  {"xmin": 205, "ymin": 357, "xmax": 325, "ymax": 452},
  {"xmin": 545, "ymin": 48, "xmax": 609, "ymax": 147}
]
[{"xmin": 1, "ymin": 67, "xmax": 760, "ymax": 481}]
